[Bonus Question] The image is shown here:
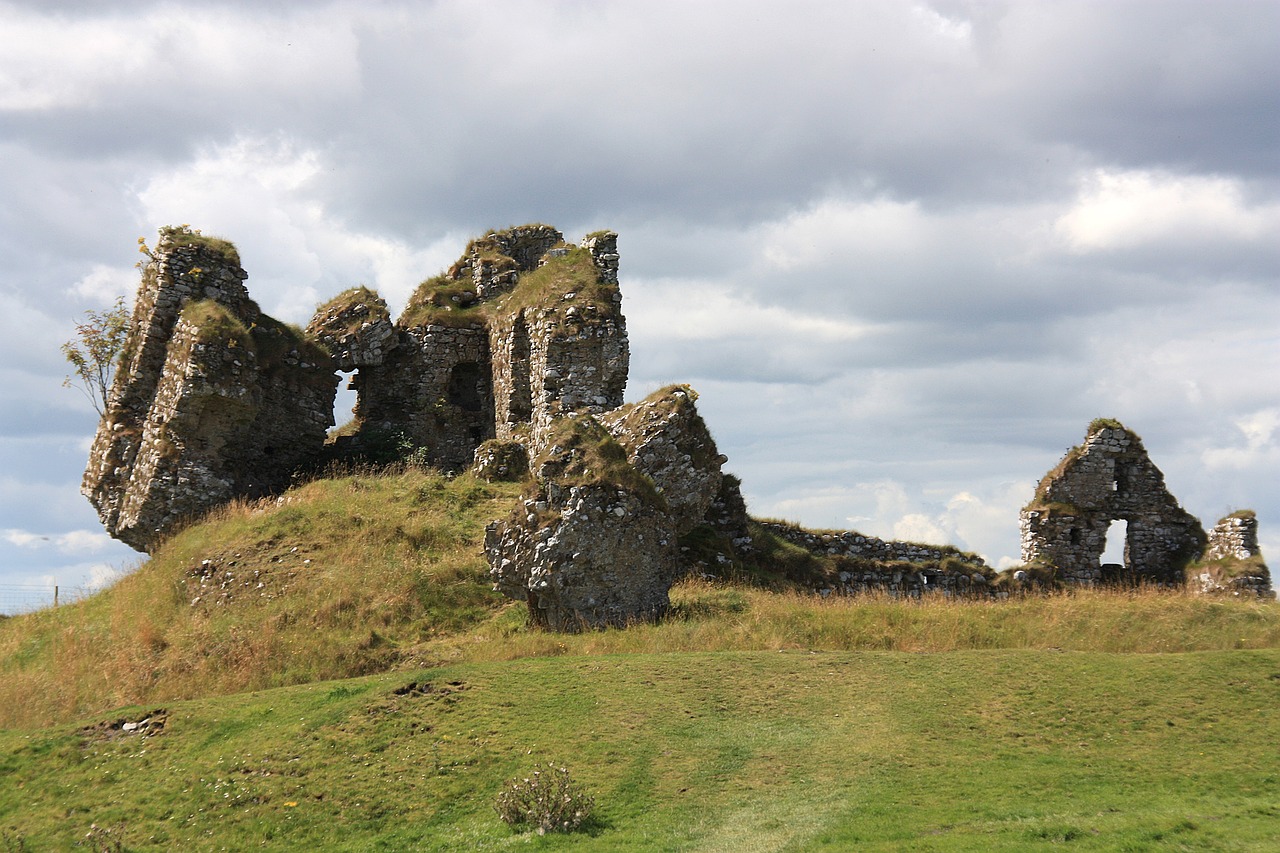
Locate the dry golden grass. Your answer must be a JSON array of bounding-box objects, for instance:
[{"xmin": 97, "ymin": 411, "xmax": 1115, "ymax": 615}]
[{"xmin": 3, "ymin": 466, "xmax": 1277, "ymax": 731}]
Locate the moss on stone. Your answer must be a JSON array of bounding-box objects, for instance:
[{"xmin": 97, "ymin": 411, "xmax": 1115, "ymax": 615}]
[
  {"xmin": 159, "ymin": 225, "xmax": 241, "ymax": 266},
  {"xmin": 1088, "ymin": 417, "xmax": 1127, "ymax": 434},
  {"xmin": 534, "ymin": 415, "xmax": 665, "ymax": 510},
  {"xmin": 314, "ymin": 286, "xmax": 390, "ymax": 333},
  {"xmin": 399, "ymin": 275, "xmax": 487, "ymax": 329},
  {"xmin": 181, "ymin": 300, "xmax": 251, "ymax": 348}
]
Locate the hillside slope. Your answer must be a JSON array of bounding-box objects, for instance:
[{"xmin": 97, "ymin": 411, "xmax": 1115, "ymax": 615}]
[
  {"xmin": 0, "ymin": 468, "xmax": 523, "ymax": 728},
  {"xmin": 3, "ymin": 467, "xmax": 1280, "ymax": 733},
  {"xmin": 2, "ymin": 649, "xmax": 1279, "ymax": 850}
]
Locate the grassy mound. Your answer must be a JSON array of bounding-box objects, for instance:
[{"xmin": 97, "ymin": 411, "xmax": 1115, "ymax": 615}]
[
  {"xmin": 0, "ymin": 468, "xmax": 523, "ymax": 729},
  {"xmin": 4, "ymin": 465, "xmax": 1279, "ymax": 731},
  {"xmin": 3, "ymin": 466, "xmax": 1280, "ymax": 848}
]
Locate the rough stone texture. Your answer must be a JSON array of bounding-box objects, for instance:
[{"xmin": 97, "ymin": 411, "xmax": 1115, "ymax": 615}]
[
  {"xmin": 486, "ymin": 486, "xmax": 677, "ymax": 630},
  {"xmin": 486, "ymin": 416, "xmax": 683, "ymax": 630},
  {"xmin": 342, "ymin": 226, "xmax": 628, "ymax": 470},
  {"xmin": 1193, "ymin": 513, "xmax": 1272, "ymax": 596},
  {"xmin": 598, "ymin": 385, "xmax": 725, "ymax": 534},
  {"xmin": 703, "ymin": 474, "xmax": 754, "ymax": 554},
  {"xmin": 757, "ymin": 520, "xmax": 991, "ymax": 597},
  {"xmin": 1205, "ymin": 513, "xmax": 1261, "ymax": 561},
  {"xmin": 349, "ymin": 323, "xmax": 495, "ymax": 471},
  {"xmin": 483, "ymin": 383, "xmax": 745, "ymax": 628},
  {"xmin": 306, "ymin": 287, "xmax": 397, "ymax": 371},
  {"xmin": 84, "ymin": 223, "xmax": 631, "ymax": 550},
  {"xmin": 1020, "ymin": 422, "xmax": 1208, "ymax": 585},
  {"xmin": 472, "ymin": 440, "xmax": 530, "ymax": 482},
  {"xmin": 83, "ymin": 228, "xmax": 336, "ymax": 551}
]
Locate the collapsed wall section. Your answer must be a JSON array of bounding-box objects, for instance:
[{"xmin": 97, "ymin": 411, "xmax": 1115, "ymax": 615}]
[
  {"xmin": 350, "ymin": 226, "xmax": 628, "ymax": 469},
  {"xmin": 485, "ymin": 386, "xmax": 729, "ymax": 630}
]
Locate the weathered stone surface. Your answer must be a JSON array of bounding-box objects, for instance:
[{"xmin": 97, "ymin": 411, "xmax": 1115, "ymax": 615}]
[
  {"xmin": 342, "ymin": 225, "xmax": 628, "ymax": 470},
  {"xmin": 306, "ymin": 287, "xmax": 397, "ymax": 371},
  {"xmin": 1193, "ymin": 512, "xmax": 1272, "ymax": 596},
  {"xmin": 483, "ymin": 383, "xmax": 743, "ymax": 628},
  {"xmin": 83, "ymin": 227, "xmax": 337, "ymax": 551},
  {"xmin": 1205, "ymin": 512, "xmax": 1261, "ymax": 561},
  {"xmin": 757, "ymin": 520, "xmax": 991, "ymax": 597},
  {"xmin": 1019, "ymin": 421, "xmax": 1207, "ymax": 584},
  {"xmin": 598, "ymin": 385, "xmax": 724, "ymax": 534},
  {"xmin": 486, "ymin": 416, "xmax": 680, "ymax": 630},
  {"xmin": 472, "ymin": 440, "xmax": 529, "ymax": 482}
]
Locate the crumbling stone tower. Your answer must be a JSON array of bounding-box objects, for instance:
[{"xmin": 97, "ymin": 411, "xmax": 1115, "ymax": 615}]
[
  {"xmin": 330, "ymin": 225, "xmax": 629, "ymax": 471},
  {"xmin": 83, "ymin": 227, "xmax": 337, "ymax": 551},
  {"xmin": 1019, "ymin": 420, "xmax": 1207, "ymax": 584}
]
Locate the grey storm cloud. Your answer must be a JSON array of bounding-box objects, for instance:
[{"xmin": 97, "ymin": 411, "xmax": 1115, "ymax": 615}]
[{"xmin": 0, "ymin": 0, "xmax": 1277, "ymax": 593}]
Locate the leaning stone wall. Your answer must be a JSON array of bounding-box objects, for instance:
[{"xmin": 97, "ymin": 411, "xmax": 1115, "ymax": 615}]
[{"xmin": 84, "ymin": 229, "xmax": 339, "ymax": 551}]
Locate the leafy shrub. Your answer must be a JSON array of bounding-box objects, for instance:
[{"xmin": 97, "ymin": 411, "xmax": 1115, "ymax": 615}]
[{"xmin": 494, "ymin": 762, "xmax": 595, "ymax": 835}]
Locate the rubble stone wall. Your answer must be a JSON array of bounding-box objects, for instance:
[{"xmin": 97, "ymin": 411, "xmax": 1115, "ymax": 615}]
[
  {"xmin": 84, "ymin": 230, "xmax": 335, "ymax": 551},
  {"xmin": 1019, "ymin": 423, "xmax": 1207, "ymax": 584}
]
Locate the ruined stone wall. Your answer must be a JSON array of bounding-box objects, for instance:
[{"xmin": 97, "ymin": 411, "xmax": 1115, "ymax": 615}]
[
  {"xmin": 84, "ymin": 229, "xmax": 337, "ymax": 551},
  {"xmin": 344, "ymin": 226, "xmax": 627, "ymax": 468},
  {"xmin": 353, "ymin": 324, "xmax": 495, "ymax": 471},
  {"xmin": 756, "ymin": 521, "xmax": 992, "ymax": 596},
  {"xmin": 1020, "ymin": 423, "xmax": 1206, "ymax": 584},
  {"xmin": 1205, "ymin": 513, "xmax": 1261, "ymax": 561}
]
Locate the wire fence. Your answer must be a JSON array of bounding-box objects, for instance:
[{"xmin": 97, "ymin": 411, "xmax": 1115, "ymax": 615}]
[{"xmin": 0, "ymin": 582, "xmax": 68, "ymax": 616}]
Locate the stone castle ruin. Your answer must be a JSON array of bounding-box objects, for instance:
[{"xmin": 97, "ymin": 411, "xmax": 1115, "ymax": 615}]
[
  {"xmin": 83, "ymin": 226, "xmax": 1270, "ymax": 631},
  {"xmin": 83, "ymin": 224, "xmax": 752, "ymax": 628},
  {"xmin": 1021, "ymin": 420, "xmax": 1270, "ymax": 595}
]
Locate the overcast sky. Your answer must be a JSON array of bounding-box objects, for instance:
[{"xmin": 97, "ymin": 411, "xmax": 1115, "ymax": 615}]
[{"xmin": 2, "ymin": 0, "xmax": 1277, "ymax": 604}]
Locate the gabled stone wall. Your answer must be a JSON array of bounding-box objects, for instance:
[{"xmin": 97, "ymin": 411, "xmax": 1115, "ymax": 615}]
[{"xmin": 1020, "ymin": 422, "xmax": 1211, "ymax": 585}]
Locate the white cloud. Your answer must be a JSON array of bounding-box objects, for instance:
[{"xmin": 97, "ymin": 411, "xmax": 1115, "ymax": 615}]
[
  {"xmin": 137, "ymin": 136, "xmax": 466, "ymax": 321},
  {"xmin": 70, "ymin": 264, "xmax": 137, "ymax": 304},
  {"xmin": 3, "ymin": 527, "xmax": 114, "ymax": 555},
  {"xmin": 1056, "ymin": 169, "xmax": 1280, "ymax": 252},
  {"xmin": 0, "ymin": 4, "xmax": 359, "ymax": 111}
]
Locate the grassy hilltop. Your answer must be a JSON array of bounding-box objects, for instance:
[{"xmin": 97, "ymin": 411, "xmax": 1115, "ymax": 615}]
[{"xmin": 2, "ymin": 467, "xmax": 1279, "ymax": 850}]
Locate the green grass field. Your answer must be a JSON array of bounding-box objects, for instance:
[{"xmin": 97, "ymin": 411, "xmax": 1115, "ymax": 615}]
[{"xmin": 2, "ymin": 469, "xmax": 1278, "ymax": 850}]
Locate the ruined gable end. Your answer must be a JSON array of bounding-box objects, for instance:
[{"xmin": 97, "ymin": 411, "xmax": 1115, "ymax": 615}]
[{"xmin": 1019, "ymin": 420, "xmax": 1208, "ymax": 585}]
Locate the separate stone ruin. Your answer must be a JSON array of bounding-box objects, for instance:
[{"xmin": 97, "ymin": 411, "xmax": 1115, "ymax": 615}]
[
  {"xmin": 1194, "ymin": 511, "xmax": 1271, "ymax": 596},
  {"xmin": 1021, "ymin": 420, "xmax": 1271, "ymax": 595},
  {"xmin": 83, "ymin": 225, "xmax": 1271, "ymax": 628}
]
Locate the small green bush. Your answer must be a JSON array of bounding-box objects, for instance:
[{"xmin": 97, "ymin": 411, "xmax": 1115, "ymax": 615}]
[{"xmin": 494, "ymin": 762, "xmax": 594, "ymax": 835}]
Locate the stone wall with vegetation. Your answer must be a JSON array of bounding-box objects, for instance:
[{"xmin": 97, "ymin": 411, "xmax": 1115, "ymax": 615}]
[
  {"xmin": 1020, "ymin": 420, "xmax": 1269, "ymax": 595},
  {"xmin": 83, "ymin": 224, "xmax": 1269, "ymax": 624},
  {"xmin": 83, "ymin": 227, "xmax": 336, "ymax": 551}
]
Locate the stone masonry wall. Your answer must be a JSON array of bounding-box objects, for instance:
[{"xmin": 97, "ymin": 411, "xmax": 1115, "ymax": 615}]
[
  {"xmin": 84, "ymin": 229, "xmax": 336, "ymax": 551},
  {"xmin": 1020, "ymin": 422, "xmax": 1209, "ymax": 585},
  {"xmin": 756, "ymin": 521, "xmax": 992, "ymax": 597}
]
